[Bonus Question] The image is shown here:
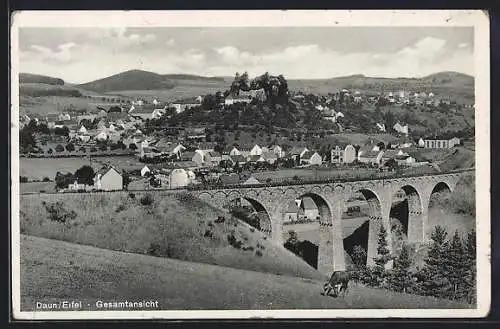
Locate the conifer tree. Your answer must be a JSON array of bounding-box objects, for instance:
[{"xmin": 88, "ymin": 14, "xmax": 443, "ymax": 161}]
[
  {"xmin": 419, "ymin": 225, "xmax": 450, "ymax": 298},
  {"xmin": 388, "ymin": 243, "xmax": 413, "ymax": 293},
  {"xmin": 371, "ymin": 224, "xmax": 392, "ymax": 287},
  {"xmin": 444, "ymin": 230, "xmax": 468, "ymax": 300},
  {"xmin": 463, "ymin": 229, "xmax": 477, "ymax": 304}
]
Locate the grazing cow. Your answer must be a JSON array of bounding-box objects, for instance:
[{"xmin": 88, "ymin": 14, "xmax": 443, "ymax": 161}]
[{"xmin": 322, "ymin": 271, "xmax": 351, "ymax": 297}]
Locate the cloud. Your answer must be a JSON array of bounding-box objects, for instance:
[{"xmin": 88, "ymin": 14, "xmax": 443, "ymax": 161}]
[
  {"xmin": 166, "ymin": 38, "xmax": 176, "ymax": 47},
  {"xmin": 18, "ymin": 30, "xmax": 473, "ymax": 83},
  {"xmin": 27, "ymin": 42, "xmax": 76, "ymax": 64}
]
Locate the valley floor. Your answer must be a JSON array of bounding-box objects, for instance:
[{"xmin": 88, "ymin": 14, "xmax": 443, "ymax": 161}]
[{"xmin": 20, "ymin": 235, "xmax": 470, "ymax": 312}]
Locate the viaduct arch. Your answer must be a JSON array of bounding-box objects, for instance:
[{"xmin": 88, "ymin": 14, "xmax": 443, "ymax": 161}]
[{"xmin": 191, "ymin": 171, "xmax": 466, "ymax": 275}]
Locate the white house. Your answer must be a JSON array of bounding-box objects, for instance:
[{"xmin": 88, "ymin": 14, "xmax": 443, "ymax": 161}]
[
  {"xmin": 300, "ymin": 197, "xmax": 319, "ymax": 220},
  {"xmin": 243, "ymin": 176, "xmax": 261, "ymax": 185},
  {"xmin": 376, "ymin": 123, "xmax": 386, "ymax": 132},
  {"xmin": 94, "ymin": 167, "xmax": 123, "ymax": 191},
  {"xmin": 300, "ymin": 151, "xmax": 322, "ymax": 166},
  {"xmin": 78, "ymin": 125, "xmax": 88, "ymax": 134},
  {"xmin": 95, "ymin": 131, "xmax": 108, "ymax": 141},
  {"xmin": 418, "ymin": 138, "xmax": 425, "ymax": 148},
  {"xmin": 141, "ymin": 165, "xmax": 151, "ymax": 177},
  {"xmin": 393, "ymin": 123, "xmax": 409, "ymax": 135},
  {"xmin": 249, "ymin": 144, "xmax": 263, "ymax": 156},
  {"xmin": 270, "ymin": 145, "xmax": 285, "ymax": 158},
  {"xmin": 331, "ymin": 144, "xmax": 357, "ymax": 164}
]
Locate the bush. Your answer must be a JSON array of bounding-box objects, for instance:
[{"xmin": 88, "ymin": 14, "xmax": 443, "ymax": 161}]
[
  {"xmin": 20, "ymin": 176, "xmax": 28, "ymax": 183},
  {"xmin": 147, "ymin": 242, "xmax": 171, "ymax": 257},
  {"xmin": 140, "ymin": 194, "xmax": 154, "ymax": 206},
  {"xmin": 255, "ymin": 249, "xmax": 263, "ymax": 257},
  {"xmin": 43, "ymin": 201, "xmax": 77, "ymax": 223},
  {"xmin": 227, "ymin": 233, "xmax": 242, "ymax": 249},
  {"xmin": 115, "ymin": 204, "xmax": 126, "ymax": 213},
  {"xmin": 42, "ymin": 177, "xmax": 51, "ymax": 182},
  {"xmin": 128, "ymin": 193, "xmax": 136, "ymax": 199}
]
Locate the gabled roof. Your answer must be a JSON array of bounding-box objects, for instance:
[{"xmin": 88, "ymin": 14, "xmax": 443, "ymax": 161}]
[
  {"xmin": 289, "ymin": 145, "xmax": 308, "ymax": 155},
  {"xmin": 243, "ymin": 176, "xmax": 260, "ymax": 185},
  {"xmin": 301, "ymin": 151, "xmax": 318, "ymax": 160},
  {"xmin": 301, "ymin": 197, "xmax": 316, "ymax": 210},
  {"xmin": 180, "ymin": 151, "xmax": 196, "ymax": 161},
  {"xmin": 207, "ymin": 151, "xmax": 221, "ymax": 158},
  {"xmin": 95, "ymin": 166, "xmax": 122, "ymax": 177},
  {"xmin": 285, "ymin": 200, "xmax": 300, "ymax": 213}
]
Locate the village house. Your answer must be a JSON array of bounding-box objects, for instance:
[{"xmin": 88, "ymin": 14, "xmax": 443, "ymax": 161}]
[
  {"xmin": 269, "ymin": 145, "xmax": 285, "ymax": 158},
  {"xmin": 358, "ymin": 149, "xmax": 385, "ymax": 166},
  {"xmin": 229, "ymin": 155, "xmax": 247, "ymax": 166},
  {"xmin": 185, "ymin": 127, "xmax": 207, "ymax": 140},
  {"xmin": 67, "ymin": 180, "xmax": 88, "ymax": 192},
  {"xmin": 140, "ymin": 165, "xmax": 151, "ymax": 177},
  {"xmin": 393, "ymin": 122, "xmax": 409, "ymax": 135},
  {"xmin": 204, "ymin": 151, "xmax": 222, "ymax": 166},
  {"xmin": 300, "ymin": 197, "xmax": 319, "ymax": 220},
  {"xmin": 93, "ymin": 166, "xmax": 123, "ymax": 191},
  {"xmin": 129, "ymin": 104, "xmax": 167, "ymax": 121},
  {"xmin": 170, "ymin": 98, "xmax": 202, "ymax": 114},
  {"xmin": 224, "ymin": 94, "xmax": 252, "ymax": 105},
  {"xmin": 262, "ymin": 151, "xmax": 278, "ymax": 164},
  {"xmin": 247, "ymin": 154, "xmax": 266, "ymax": 164},
  {"xmin": 243, "ymin": 176, "xmax": 261, "ymax": 185},
  {"xmin": 300, "ymin": 151, "xmax": 323, "ymax": 166},
  {"xmin": 284, "ymin": 200, "xmax": 300, "ymax": 223},
  {"xmin": 330, "ymin": 144, "xmax": 357, "ymax": 165},
  {"xmin": 424, "ymin": 137, "xmax": 461, "ymax": 149},
  {"xmin": 289, "ymin": 146, "xmax": 309, "ymax": 162}
]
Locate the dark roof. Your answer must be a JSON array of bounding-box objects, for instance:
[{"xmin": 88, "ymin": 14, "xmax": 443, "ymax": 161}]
[
  {"xmin": 301, "ymin": 151, "xmax": 318, "ymax": 160},
  {"xmin": 207, "ymin": 151, "xmax": 221, "ymax": 158},
  {"xmin": 219, "ymin": 174, "xmax": 240, "ymax": 185},
  {"xmin": 180, "ymin": 151, "xmax": 196, "ymax": 161},
  {"xmin": 95, "ymin": 166, "xmax": 122, "ymax": 176},
  {"xmin": 247, "ymin": 155, "xmax": 264, "ymax": 162},
  {"xmin": 230, "ymin": 155, "xmax": 246, "ymax": 163}
]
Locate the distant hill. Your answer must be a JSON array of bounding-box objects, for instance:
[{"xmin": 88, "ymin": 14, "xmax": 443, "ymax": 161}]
[
  {"xmin": 163, "ymin": 74, "xmax": 225, "ymax": 82},
  {"xmin": 78, "ymin": 70, "xmax": 176, "ymax": 92},
  {"xmin": 19, "ymin": 73, "xmax": 64, "ymax": 85}
]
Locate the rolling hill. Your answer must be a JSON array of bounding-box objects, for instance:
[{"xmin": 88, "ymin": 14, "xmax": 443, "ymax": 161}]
[
  {"xmin": 77, "ymin": 69, "xmax": 177, "ymax": 92},
  {"xmin": 19, "ymin": 73, "xmax": 65, "ymax": 85}
]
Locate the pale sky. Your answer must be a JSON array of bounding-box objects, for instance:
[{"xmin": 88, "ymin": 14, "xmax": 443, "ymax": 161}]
[{"xmin": 18, "ymin": 27, "xmax": 474, "ymax": 84}]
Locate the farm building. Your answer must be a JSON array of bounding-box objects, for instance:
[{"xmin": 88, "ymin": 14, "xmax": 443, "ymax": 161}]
[{"xmin": 93, "ymin": 166, "xmax": 123, "ymax": 191}]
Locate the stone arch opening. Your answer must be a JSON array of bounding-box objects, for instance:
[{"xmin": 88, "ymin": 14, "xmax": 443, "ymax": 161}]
[
  {"xmin": 342, "ymin": 188, "xmax": 382, "ymax": 268},
  {"xmin": 427, "ymin": 180, "xmax": 456, "ymax": 237},
  {"xmin": 390, "ymin": 185, "xmax": 423, "ymax": 249},
  {"xmin": 227, "ymin": 196, "xmax": 272, "ymax": 235},
  {"xmin": 282, "ymin": 192, "xmax": 333, "ymax": 269}
]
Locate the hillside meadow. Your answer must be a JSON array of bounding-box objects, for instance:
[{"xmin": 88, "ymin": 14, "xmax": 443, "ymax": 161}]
[
  {"xmin": 20, "ymin": 191, "xmax": 324, "ymax": 281},
  {"xmin": 21, "ymin": 234, "xmax": 471, "ymax": 311}
]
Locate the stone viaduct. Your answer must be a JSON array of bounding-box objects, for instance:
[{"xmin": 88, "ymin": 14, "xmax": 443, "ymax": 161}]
[{"xmin": 189, "ymin": 170, "xmax": 470, "ymax": 276}]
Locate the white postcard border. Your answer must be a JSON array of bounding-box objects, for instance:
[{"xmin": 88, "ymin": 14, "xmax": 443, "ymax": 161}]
[{"xmin": 10, "ymin": 9, "xmax": 491, "ymax": 320}]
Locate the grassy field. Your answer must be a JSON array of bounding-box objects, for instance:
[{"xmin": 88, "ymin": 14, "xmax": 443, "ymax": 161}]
[
  {"xmin": 20, "ymin": 156, "xmax": 142, "ymax": 181},
  {"xmin": 20, "ymin": 234, "xmax": 471, "ymax": 311},
  {"xmin": 20, "ymin": 181, "xmax": 56, "ymax": 194},
  {"xmin": 20, "ymin": 192, "xmax": 323, "ymax": 281}
]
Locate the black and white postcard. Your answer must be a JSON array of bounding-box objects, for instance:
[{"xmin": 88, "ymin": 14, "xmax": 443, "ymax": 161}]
[{"xmin": 10, "ymin": 10, "xmax": 490, "ymax": 319}]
